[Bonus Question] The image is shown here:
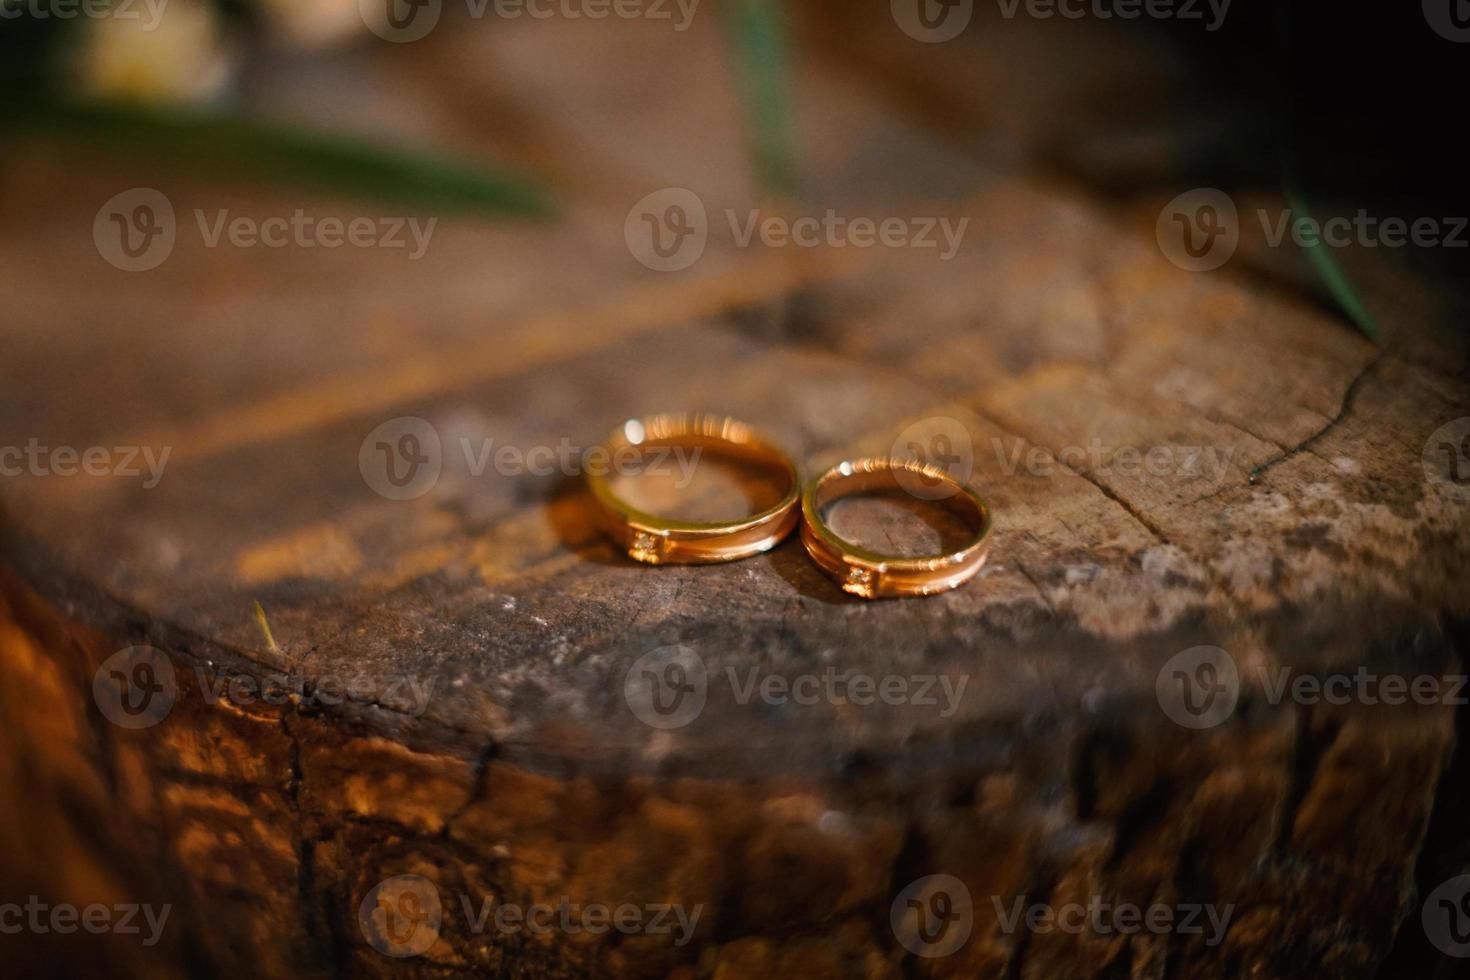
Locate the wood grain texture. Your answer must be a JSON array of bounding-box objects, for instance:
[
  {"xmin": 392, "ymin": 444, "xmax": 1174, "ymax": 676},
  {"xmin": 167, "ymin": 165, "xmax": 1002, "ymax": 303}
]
[{"xmin": 1, "ymin": 7, "xmax": 1467, "ymax": 978}]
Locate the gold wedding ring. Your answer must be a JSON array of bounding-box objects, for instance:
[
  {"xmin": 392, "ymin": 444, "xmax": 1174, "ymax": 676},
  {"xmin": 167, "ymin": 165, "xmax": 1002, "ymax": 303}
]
[
  {"xmin": 801, "ymin": 458, "xmax": 992, "ymax": 599},
  {"xmin": 588, "ymin": 414, "xmax": 800, "ymax": 564}
]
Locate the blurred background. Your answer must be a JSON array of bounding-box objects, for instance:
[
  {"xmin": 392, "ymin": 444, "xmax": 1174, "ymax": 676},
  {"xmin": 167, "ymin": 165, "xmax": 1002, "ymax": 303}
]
[
  {"xmin": 3, "ymin": 0, "xmax": 1466, "ymax": 325},
  {"xmin": 2, "ymin": 0, "xmax": 1468, "ymax": 976}
]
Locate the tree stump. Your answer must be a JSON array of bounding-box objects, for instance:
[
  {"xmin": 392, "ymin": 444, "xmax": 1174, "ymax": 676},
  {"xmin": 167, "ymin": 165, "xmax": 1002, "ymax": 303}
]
[{"xmin": 1, "ymin": 8, "xmax": 1467, "ymax": 979}]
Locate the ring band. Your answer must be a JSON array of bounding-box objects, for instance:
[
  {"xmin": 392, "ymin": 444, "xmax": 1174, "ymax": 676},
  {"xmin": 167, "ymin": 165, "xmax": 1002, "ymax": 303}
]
[
  {"xmin": 800, "ymin": 458, "xmax": 992, "ymax": 599},
  {"xmin": 588, "ymin": 414, "xmax": 800, "ymax": 564}
]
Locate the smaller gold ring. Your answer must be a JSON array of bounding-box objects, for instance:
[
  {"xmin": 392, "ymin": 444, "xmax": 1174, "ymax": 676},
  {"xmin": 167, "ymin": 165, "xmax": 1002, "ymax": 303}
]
[
  {"xmin": 801, "ymin": 458, "xmax": 992, "ymax": 599},
  {"xmin": 588, "ymin": 414, "xmax": 800, "ymax": 565}
]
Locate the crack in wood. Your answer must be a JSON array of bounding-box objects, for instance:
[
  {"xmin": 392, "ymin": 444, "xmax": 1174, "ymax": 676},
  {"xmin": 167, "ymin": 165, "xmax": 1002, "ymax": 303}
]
[{"xmin": 1248, "ymin": 351, "xmax": 1385, "ymax": 485}]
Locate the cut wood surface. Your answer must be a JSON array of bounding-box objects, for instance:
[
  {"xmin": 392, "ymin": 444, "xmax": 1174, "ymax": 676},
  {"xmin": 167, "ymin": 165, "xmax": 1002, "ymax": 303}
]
[{"xmin": 1, "ymin": 6, "xmax": 1467, "ymax": 978}]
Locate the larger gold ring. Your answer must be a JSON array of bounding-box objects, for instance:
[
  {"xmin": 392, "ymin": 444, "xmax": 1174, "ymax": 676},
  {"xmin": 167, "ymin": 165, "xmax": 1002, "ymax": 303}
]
[
  {"xmin": 588, "ymin": 414, "xmax": 800, "ymax": 564},
  {"xmin": 801, "ymin": 458, "xmax": 992, "ymax": 599}
]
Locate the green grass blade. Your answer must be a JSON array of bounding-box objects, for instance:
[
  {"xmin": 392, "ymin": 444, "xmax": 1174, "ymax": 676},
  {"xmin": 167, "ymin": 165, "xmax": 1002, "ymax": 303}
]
[
  {"xmin": 724, "ymin": 0, "xmax": 798, "ymax": 196},
  {"xmin": 1284, "ymin": 184, "xmax": 1382, "ymax": 345},
  {"xmin": 2, "ymin": 99, "xmax": 558, "ymax": 217}
]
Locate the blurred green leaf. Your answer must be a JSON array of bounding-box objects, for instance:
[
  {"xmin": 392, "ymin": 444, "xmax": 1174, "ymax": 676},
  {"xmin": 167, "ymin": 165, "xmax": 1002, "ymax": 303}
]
[
  {"xmin": 724, "ymin": 0, "xmax": 798, "ymax": 196},
  {"xmin": 1271, "ymin": 6, "xmax": 1379, "ymax": 346},
  {"xmin": 1284, "ymin": 183, "xmax": 1382, "ymax": 345},
  {"xmin": 2, "ymin": 99, "xmax": 558, "ymax": 217}
]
